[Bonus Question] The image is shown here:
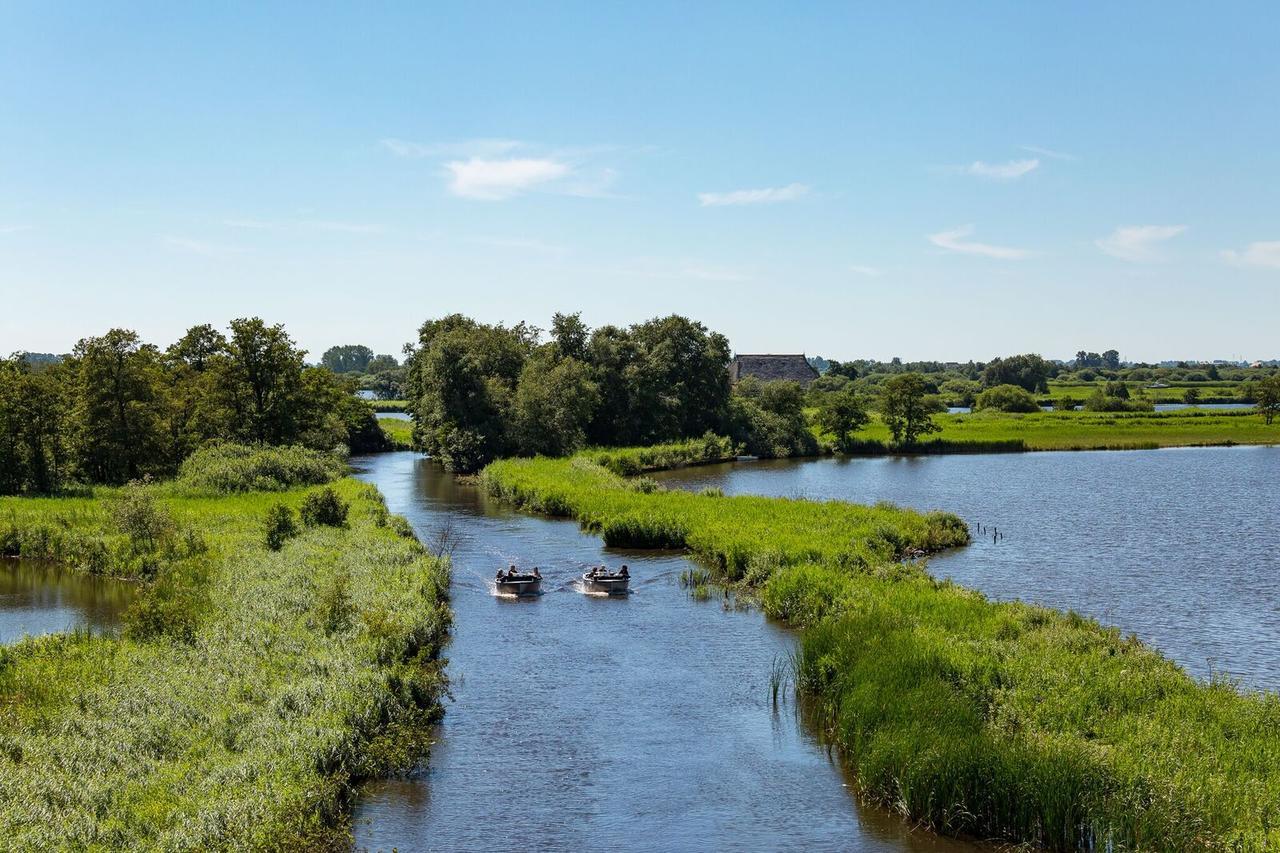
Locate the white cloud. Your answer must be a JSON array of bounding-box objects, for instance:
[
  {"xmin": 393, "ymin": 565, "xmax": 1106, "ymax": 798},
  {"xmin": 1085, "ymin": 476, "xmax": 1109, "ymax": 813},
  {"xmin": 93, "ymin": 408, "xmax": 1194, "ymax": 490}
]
[
  {"xmin": 849, "ymin": 265, "xmax": 882, "ymax": 277},
  {"xmin": 964, "ymin": 159, "xmax": 1039, "ymax": 179},
  {"xmin": 1221, "ymin": 240, "xmax": 1280, "ymax": 270},
  {"xmin": 445, "ymin": 158, "xmax": 572, "ymax": 200},
  {"xmin": 1021, "ymin": 145, "xmax": 1077, "ymax": 161},
  {"xmin": 697, "ymin": 183, "xmax": 810, "ymax": 207},
  {"xmin": 1096, "ymin": 224, "xmax": 1187, "ymax": 263},
  {"xmin": 928, "ymin": 225, "xmax": 1033, "ymax": 260}
]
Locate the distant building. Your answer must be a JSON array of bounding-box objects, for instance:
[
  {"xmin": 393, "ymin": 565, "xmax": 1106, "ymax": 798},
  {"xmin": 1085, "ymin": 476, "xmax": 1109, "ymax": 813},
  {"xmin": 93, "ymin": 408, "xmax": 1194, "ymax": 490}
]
[{"xmin": 728, "ymin": 354, "xmax": 821, "ymax": 387}]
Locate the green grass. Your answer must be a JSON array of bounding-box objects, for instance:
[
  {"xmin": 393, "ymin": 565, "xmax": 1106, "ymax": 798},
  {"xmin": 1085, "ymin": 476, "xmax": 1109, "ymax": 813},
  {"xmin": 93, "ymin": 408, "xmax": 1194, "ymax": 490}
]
[
  {"xmin": 370, "ymin": 400, "xmax": 410, "ymax": 413},
  {"xmin": 583, "ymin": 433, "xmax": 739, "ymax": 476},
  {"xmin": 377, "ymin": 416, "xmax": 415, "ymax": 450},
  {"xmin": 828, "ymin": 409, "xmax": 1279, "ymax": 453},
  {"xmin": 484, "ymin": 451, "xmax": 1280, "ymax": 849},
  {"xmin": 0, "ymin": 477, "xmax": 450, "ymax": 849},
  {"xmin": 1043, "ymin": 380, "xmax": 1251, "ymax": 404}
]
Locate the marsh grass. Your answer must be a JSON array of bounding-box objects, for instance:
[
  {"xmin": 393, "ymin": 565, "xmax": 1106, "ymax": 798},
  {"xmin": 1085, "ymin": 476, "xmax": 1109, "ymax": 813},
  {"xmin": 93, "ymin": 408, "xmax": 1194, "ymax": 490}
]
[
  {"xmin": 377, "ymin": 416, "xmax": 415, "ymax": 450},
  {"xmin": 484, "ymin": 449, "xmax": 1280, "ymax": 849},
  {"xmin": 0, "ymin": 476, "xmax": 450, "ymax": 849}
]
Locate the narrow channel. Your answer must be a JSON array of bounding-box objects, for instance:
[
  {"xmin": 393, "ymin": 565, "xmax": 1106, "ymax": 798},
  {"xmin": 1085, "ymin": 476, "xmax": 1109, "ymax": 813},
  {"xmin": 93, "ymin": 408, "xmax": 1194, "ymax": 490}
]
[
  {"xmin": 352, "ymin": 451, "xmax": 976, "ymax": 852},
  {"xmin": 0, "ymin": 558, "xmax": 135, "ymax": 644}
]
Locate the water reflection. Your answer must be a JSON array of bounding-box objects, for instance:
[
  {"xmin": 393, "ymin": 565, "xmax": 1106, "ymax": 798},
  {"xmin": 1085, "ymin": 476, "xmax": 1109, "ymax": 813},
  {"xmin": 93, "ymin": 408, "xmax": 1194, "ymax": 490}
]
[
  {"xmin": 654, "ymin": 446, "xmax": 1280, "ymax": 689},
  {"xmin": 0, "ymin": 558, "xmax": 136, "ymax": 643},
  {"xmin": 352, "ymin": 452, "xmax": 977, "ymax": 853}
]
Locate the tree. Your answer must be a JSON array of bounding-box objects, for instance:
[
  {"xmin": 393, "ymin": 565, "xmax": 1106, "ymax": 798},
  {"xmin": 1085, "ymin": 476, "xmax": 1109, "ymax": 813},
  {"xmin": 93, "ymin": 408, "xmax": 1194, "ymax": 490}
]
[
  {"xmin": 974, "ymin": 384, "xmax": 1040, "ymax": 413},
  {"xmin": 0, "ymin": 357, "xmax": 70, "ymax": 494},
  {"xmin": 880, "ymin": 373, "xmax": 941, "ymax": 446},
  {"xmin": 550, "ymin": 312, "xmax": 589, "ymax": 361},
  {"xmin": 168, "ymin": 324, "xmax": 228, "ymax": 371},
  {"xmin": 728, "ymin": 378, "xmax": 817, "ymax": 458},
  {"xmin": 816, "ymin": 388, "xmax": 870, "ymax": 452},
  {"xmin": 1255, "ymin": 375, "xmax": 1280, "ymax": 425},
  {"xmin": 218, "ymin": 318, "xmax": 307, "ymax": 444},
  {"xmin": 825, "ymin": 360, "xmax": 860, "ymax": 380},
  {"xmin": 512, "ymin": 351, "xmax": 600, "ymax": 456},
  {"xmin": 320, "ymin": 344, "xmax": 374, "ymax": 374},
  {"xmin": 1102, "ymin": 349, "xmax": 1121, "ymax": 370},
  {"xmin": 69, "ymin": 329, "xmax": 167, "ymax": 484},
  {"xmin": 939, "ymin": 378, "xmax": 981, "ymax": 408},
  {"xmin": 1207, "ymin": 364, "xmax": 1221, "ymax": 381},
  {"xmin": 366, "ymin": 353, "xmax": 399, "ymax": 373},
  {"xmin": 983, "ymin": 354, "xmax": 1053, "ymax": 393},
  {"xmin": 1183, "ymin": 388, "xmax": 1201, "ymax": 406}
]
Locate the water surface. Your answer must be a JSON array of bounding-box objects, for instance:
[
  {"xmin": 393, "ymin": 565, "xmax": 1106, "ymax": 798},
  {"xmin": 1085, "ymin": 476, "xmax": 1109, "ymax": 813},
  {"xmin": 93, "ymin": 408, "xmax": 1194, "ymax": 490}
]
[
  {"xmin": 654, "ymin": 446, "xmax": 1280, "ymax": 689},
  {"xmin": 352, "ymin": 452, "xmax": 975, "ymax": 853},
  {"xmin": 0, "ymin": 558, "xmax": 135, "ymax": 643}
]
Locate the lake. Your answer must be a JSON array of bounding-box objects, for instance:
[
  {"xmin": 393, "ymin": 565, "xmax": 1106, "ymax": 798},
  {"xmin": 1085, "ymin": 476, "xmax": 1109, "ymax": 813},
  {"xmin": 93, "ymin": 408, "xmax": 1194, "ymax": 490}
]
[
  {"xmin": 653, "ymin": 446, "xmax": 1280, "ymax": 689},
  {"xmin": 351, "ymin": 452, "xmax": 975, "ymax": 853}
]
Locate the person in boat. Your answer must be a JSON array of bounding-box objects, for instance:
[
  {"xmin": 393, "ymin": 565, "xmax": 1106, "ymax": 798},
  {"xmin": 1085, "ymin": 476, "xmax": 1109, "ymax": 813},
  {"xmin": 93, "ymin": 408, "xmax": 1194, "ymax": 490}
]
[
  {"xmin": 532, "ymin": 567, "xmax": 541, "ymax": 579},
  {"xmin": 587, "ymin": 566, "xmax": 599, "ymax": 578},
  {"xmin": 506, "ymin": 566, "xmax": 518, "ymax": 579},
  {"xmin": 619, "ymin": 565, "xmax": 629, "ymax": 578}
]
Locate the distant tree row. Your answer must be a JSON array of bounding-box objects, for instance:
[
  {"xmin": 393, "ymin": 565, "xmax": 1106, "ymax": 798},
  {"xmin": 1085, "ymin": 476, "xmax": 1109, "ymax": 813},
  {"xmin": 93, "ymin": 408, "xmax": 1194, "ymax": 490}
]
[{"xmin": 0, "ymin": 319, "xmax": 385, "ymax": 494}]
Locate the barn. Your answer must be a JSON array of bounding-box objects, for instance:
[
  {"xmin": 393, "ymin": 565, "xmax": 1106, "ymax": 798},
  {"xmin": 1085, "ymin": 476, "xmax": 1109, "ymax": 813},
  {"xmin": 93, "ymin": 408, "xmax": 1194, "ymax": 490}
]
[{"xmin": 728, "ymin": 354, "xmax": 821, "ymax": 387}]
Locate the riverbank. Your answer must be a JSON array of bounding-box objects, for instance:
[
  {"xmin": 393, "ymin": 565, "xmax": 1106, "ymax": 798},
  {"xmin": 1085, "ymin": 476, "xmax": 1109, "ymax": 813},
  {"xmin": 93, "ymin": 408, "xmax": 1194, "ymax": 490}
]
[
  {"xmin": 835, "ymin": 408, "xmax": 1278, "ymax": 454},
  {"xmin": 0, "ymin": 457, "xmax": 449, "ymax": 848},
  {"xmin": 482, "ymin": 452, "xmax": 1280, "ymax": 849},
  {"xmin": 378, "ymin": 415, "xmax": 415, "ymax": 450}
]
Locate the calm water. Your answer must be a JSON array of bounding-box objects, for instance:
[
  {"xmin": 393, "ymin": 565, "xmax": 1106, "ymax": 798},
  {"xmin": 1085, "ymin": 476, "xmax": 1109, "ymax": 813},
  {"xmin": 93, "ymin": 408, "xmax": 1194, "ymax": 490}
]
[
  {"xmin": 654, "ymin": 446, "xmax": 1280, "ymax": 689},
  {"xmin": 0, "ymin": 559, "xmax": 135, "ymax": 643},
  {"xmin": 352, "ymin": 452, "xmax": 975, "ymax": 853}
]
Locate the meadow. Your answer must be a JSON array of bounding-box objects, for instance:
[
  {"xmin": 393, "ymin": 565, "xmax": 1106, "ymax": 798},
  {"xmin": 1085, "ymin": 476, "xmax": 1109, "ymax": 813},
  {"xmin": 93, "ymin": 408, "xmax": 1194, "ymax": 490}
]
[
  {"xmin": 377, "ymin": 416, "xmax": 415, "ymax": 450},
  {"xmin": 837, "ymin": 408, "xmax": 1279, "ymax": 453},
  {"xmin": 1042, "ymin": 379, "xmax": 1251, "ymax": 405},
  {"xmin": 484, "ymin": 452, "xmax": 1280, "ymax": 849},
  {"xmin": 0, "ymin": 447, "xmax": 450, "ymax": 849}
]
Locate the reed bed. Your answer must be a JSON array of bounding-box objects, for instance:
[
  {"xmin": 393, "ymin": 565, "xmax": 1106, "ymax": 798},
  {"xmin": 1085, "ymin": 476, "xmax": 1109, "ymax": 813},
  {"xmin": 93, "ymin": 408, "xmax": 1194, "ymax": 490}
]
[
  {"xmin": 583, "ymin": 433, "xmax": 740, "ymax": 476},
  {"xmin": 0, "ymin": 475, "xmax": 450, "ymax": 849},
  {"xmin": 484, "ymin": 452, "xmax": 1280, "ymax": 849}
]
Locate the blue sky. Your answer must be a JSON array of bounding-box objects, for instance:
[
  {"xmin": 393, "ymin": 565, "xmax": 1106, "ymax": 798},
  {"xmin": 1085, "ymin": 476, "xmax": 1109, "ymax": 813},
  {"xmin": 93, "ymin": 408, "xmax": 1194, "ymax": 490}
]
[{"xmin": 2, "ymin": 2, "xmax": 1277, "ymax": 362}]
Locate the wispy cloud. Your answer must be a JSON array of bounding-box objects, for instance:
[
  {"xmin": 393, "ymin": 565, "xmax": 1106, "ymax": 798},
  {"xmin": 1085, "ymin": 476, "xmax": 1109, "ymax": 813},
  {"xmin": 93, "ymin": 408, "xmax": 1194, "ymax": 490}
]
[
  {"xmin": 963, "ymin": 159, "xmax": 1040, "ymax": 180},
  {"xmin": 1096, "ymin": 224, "xmax": 1187, "ymax": 262},
  {"xmin": 222, "ymin": 218, "xmax": 383, "ymax": 234},
  {"xmin": 1221, "ymin": 240, "xmax": 1280, "ymax": 270},
  {"xmin": 163, "ymin": 236, "xmax": 245, "ymax": 257},
  {"xmin": 380, "ymin": 137, "xmax": 521, "ymax": 159},
  {"xmin": 446, "ymin": 157, "xmax": 572, "ymax": 200},
  {"xmin": 697, "ymin": 183, "xmax": 810, "ymax": 207},
  {"xmin": 1021, "ymin": 145, "xmax": 1077, "ymax": 161},
  {"xmin": 849, "ymin": 264, "xmax": 882, "ymax": 277},
  {"xmin": 928, "ymin": 225, "xmax": 1033, "ymax": 260}
]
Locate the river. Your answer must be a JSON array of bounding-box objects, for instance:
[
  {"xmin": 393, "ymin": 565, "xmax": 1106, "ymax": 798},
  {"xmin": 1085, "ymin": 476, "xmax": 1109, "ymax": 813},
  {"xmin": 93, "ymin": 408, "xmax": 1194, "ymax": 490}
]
[
  {"xmin": 351, "ymin": 452, "xmax": 975, "ymax": 853},
  {"xmin": 0, "ymin": 558, "xmax": 135, "ymax": 644},
  {"xmin": 653, "ymin": 445, "xmax": 1280, "ymax": 690}
]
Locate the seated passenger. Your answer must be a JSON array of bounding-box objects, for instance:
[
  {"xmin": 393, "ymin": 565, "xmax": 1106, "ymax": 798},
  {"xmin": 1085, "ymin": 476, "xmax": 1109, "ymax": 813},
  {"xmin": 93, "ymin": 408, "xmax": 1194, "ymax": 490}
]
[{"xmin": 619, "ymin": 565, "xmax": 629, "ymax": 578}]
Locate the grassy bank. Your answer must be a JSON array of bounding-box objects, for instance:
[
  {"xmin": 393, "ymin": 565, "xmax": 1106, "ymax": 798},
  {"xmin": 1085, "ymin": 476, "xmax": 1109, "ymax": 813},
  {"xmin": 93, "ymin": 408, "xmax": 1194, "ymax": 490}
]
[
  {"xmin": 370, "ymin": 400, "xmax": 410, "ymax": 413},
  {"xmin": 0, "ymin": 455, "xmax": 450, "ymax": 848},
  {"xmin": 584, "ymin": 433, "xmax": 739, "ymax": 476},
  {"xmin": 835, "ymin": 408, "xmax": 1278, "ymax": 453},
  {"xmin": 483, "ymin": 453, "xmax": 1280, "ymax": 849},
  {"xmin": 378, "ymin": 415, "xmax": 415, "ymax": 450}
]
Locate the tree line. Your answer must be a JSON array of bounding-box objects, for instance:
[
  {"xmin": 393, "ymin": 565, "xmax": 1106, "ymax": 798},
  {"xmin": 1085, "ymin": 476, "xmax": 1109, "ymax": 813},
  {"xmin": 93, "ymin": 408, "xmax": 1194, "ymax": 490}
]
[{"xmin": 0, "ymin": 319, "xmax": 385, "ymax": 494}]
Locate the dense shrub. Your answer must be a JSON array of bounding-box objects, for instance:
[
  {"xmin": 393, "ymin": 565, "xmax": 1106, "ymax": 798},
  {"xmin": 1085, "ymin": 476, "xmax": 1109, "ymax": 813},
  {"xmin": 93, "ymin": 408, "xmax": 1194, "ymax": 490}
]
[
  {"xmin": 973, "ymin": 384, "xmax": 1040, "ymax": 413},
  {"xmin": 177, "ymin": 443, "xmax": 345, "ymax": 494},
  {"xmin": 264, "ymin": 504, "xmax": 299, "ymax": 550},
  {"xmin": 300, "ymin": 487, "xmax": 349, "ymax": 527}
]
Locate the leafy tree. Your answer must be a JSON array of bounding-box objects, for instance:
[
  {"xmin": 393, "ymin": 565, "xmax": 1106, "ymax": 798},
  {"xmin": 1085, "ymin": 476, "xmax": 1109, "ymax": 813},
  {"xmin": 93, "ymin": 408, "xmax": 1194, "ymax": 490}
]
[
  {"xmin": 1255, "ymin": 375, "xmax": 1280, "ymax": 425},
  {"xmin": 974, "ymin": 384, "xmax": 1040, "ymax": 413},
  {"xmin": 1102, "ymin": 349, "xmax": 1121, "ymax": 370},
  {"xmin": 825, "ymin": 360, "xmax": 860, "ymax": 380},
  {"xmin": 1207, "ymin": 364, "xmax": 1221, "ymax": 381},
  {"xmin": 168, "ymin": 324, "xmax": 228, "ymax": 371},
  {"xmin": 300, "ymin": 487, "xmax": 348, "ymax": 527},
  {"xmin": 70, "ymin": 330, "xmax": 167, "ymax": 483},
  {"xmin": 728, "ymin": 379, "xmax": 817, "ymax": 458},
  {"xmin": 983, "ymin": 354, "xmax": 1053, "ymax": 393},
  {"xmin": 264, "ymin": 504, "xmax": 299, "ymax": 551},
  {"xmin": 550, "ymin": 312, "xmax": 589, "ymax": 361},
  {"xmin": 880, "ymin": 373, "xmax": 941, "ymax": 446},
  {"xmin": 1183, "ymin": 388, "xmax": 1201, "ymax": 406},
  {"xmin": 320, "ymin": 344, "xmax": 374, "ymax": 374},
  {"xmin": 366, "ymin": 353, "xmax": 399, "ymax": 373},
  {"xmin": 218, "ymin": 318, "xmax": 307, "ymax": 445},
  {"xmin": 939, "ymin": 378, "xmax": 981, "ymax": 408},
  {"xmin": 0, "ymin": 357, "xmax": 70, "ymax": 494},
  {"xmin": 816, "ymin": 388, "xmax": 870, "ymax": 452},
  {"xmin": 1104, "ymin": 380, "xmax": 1130, "ymax": 400},
  {"xmin": 512, "ymin": 351, "xmax": 600, "ymax": 457}
]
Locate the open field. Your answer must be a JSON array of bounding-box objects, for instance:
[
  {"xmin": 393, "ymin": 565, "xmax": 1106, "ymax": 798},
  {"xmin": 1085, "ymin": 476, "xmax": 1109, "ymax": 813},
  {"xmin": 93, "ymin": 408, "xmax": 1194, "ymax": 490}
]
[
  {"xmin": 0, "ymin": 467, "xmax": 449, "ymax": 849},
  {"xmin": 1041, "ymin": 380, "xmax": 1251, "ymax": 404},
  {"xmin": 377, "ymin": 416, "xmax": 415, "ymax": 450},
  {"xmin": 835, "ymin": 408, "xmax": 1280, "ymax": 453},
  {"xmin": 483, "ymin": 452, "xmax": 1280, "ymax": 849}
]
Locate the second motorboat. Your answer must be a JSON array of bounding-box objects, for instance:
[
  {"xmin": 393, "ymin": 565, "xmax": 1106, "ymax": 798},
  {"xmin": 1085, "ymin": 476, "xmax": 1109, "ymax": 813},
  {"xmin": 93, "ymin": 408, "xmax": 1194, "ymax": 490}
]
[
  {"xmin": 494, "ymin": 565, "xmax": 542, "ymax": 596},
  {"xmin": 582, "ymin": 564, "xmax": 631, "ymax": 595}
]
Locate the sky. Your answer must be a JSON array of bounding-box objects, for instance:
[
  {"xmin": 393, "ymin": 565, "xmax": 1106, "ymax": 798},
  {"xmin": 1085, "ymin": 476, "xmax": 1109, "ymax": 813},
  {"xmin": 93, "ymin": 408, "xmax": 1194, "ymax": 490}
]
[{"xmin": 2, "ymin": 1, "xmax": 1278, "ymax": 363}]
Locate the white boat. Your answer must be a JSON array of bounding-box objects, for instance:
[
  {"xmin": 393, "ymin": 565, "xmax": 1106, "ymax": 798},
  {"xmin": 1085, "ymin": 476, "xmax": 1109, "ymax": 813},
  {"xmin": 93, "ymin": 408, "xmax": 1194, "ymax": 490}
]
[
  {"xmin": 582, "ymin": 567, "xmax": 630, "ymax": 595},
  {"xmin": 495, "ymin": 569, "xmax": 542, "ymax": 596}
]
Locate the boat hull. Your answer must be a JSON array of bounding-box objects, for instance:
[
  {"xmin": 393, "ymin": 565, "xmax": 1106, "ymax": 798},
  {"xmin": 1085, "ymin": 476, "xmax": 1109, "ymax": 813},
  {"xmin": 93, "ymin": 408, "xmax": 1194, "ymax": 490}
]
[
  {"xmin": 495, "ymin": 578, "xmax": 542, "ymax": 596},
  {"xmin": 582, "ymin": 574, "xmax": 630, "ymax": 595}
]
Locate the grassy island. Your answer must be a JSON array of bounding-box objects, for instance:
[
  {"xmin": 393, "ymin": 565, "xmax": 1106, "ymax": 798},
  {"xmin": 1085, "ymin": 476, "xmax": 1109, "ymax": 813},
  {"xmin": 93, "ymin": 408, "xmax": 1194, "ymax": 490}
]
[
  {"xmin": 482, "ymin": 451, "xmax": 1280, "ymax": 850},
  {"xmin": 0, "ymin": 447, "xmax": 450, "ymax": 850}
]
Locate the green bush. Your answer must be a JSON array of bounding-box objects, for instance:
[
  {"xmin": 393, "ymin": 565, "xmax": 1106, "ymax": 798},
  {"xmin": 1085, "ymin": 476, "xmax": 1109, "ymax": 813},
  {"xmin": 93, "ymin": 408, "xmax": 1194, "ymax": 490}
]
[
  {"xmin": 974, "ymin": 384, "xmax": 1040, "ymax": 413},
  {"xmin": 300, "ymin": 487, "xmax": 348, "ymax": 527},
  {"xmin": 264, "ymin": 504, "xmax": 299, "ymax": 551},
  {"xmin": 177, "ymin": 442, "xmax": 345, "ymax": 495}
]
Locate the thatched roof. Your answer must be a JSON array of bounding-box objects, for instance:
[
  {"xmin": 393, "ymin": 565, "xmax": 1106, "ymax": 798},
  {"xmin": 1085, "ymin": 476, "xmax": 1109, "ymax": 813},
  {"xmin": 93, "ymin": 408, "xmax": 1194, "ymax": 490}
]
[{"xmin": 729, "ymin": 354, "xmax": 820, "ymax": 386}]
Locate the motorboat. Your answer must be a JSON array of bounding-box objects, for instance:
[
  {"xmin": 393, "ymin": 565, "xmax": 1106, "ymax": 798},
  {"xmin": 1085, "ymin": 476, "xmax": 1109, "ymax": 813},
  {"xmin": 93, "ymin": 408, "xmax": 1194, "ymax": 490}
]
[
  {"xmin": 582, "ymin": 566, "xmax": 630, "ymax": 595},
  {"xmin": 494, "ymin": 567, "xmax": 542, "ymax": 596}
]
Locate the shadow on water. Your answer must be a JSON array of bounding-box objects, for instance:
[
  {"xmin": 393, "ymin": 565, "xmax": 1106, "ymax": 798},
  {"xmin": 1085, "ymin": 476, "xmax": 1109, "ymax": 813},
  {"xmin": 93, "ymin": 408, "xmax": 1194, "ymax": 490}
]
[
  {"xmin": 351, "ymin": 452, "xmax": 978, "ymax": 853},
  {"xmin": 0, "ymin": 558, "xmax": 136, "ymax": 644}
]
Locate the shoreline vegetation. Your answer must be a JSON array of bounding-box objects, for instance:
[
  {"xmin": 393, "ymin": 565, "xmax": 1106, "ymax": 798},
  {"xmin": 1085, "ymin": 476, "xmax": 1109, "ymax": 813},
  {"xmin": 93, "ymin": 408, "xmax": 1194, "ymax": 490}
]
[
  {"xmin": 0, "ymin": 445, "xmax": 450, "ymax": 849},
  {"xmin": 481, "ymin": 449, "xmax": 1280, "ymax": 850}
]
